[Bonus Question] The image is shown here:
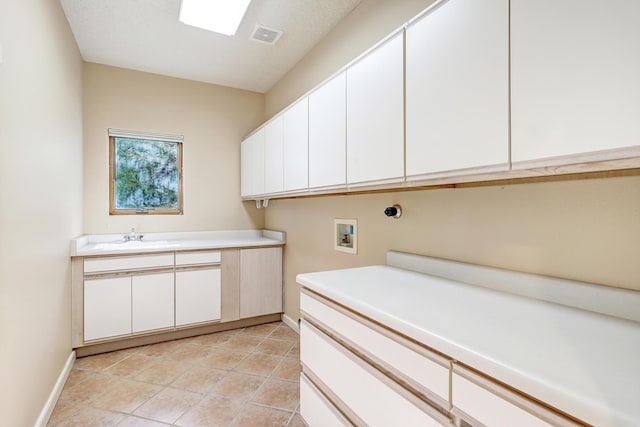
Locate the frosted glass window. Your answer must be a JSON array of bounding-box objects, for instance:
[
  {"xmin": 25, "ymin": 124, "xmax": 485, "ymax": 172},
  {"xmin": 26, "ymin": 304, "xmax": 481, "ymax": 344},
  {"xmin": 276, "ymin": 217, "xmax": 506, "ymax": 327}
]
[{"xmin": 109, "ymin": 135, "xmax": 183, "ymax": 215}]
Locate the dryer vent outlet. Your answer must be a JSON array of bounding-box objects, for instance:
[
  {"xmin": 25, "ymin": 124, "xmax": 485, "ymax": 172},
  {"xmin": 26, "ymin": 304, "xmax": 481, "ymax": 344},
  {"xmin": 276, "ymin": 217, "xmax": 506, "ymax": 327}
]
[{"xmin": 250, "ymin": 25, "xmax": 283, "ymax": 45}]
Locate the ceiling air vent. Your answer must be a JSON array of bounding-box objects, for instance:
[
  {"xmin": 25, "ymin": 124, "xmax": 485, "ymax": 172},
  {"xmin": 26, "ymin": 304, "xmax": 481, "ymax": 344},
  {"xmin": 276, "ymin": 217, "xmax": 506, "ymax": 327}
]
[{"xmin": 250, "ymin": 25, "xmax": 283, "ymax": 45}]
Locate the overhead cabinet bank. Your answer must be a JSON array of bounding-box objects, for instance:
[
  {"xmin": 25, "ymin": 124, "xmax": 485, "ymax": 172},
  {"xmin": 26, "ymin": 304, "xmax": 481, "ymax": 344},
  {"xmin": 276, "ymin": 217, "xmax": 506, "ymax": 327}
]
[{"xmin": 240, "ymin": 0, "xmax": 640, "ymax": 200}]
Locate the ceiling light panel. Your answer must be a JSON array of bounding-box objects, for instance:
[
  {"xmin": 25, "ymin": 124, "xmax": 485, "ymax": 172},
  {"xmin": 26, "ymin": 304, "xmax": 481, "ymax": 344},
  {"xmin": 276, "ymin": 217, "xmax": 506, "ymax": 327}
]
[{"xmin": 179, "ymin": 0, "xmax": 252, "ymax": 36}]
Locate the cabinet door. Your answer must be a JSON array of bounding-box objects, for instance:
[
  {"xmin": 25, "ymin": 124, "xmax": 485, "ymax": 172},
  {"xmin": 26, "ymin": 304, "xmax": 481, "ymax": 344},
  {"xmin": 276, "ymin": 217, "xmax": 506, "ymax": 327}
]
[
  {"xmin": 347, "ymin": 32, "xmax": 404, "ymax": 185},
  {"xmin": 283, "ymin": 97, "xmax": 309, "ymax": 192},
  {"xmin": 132, "ymin": 272, "xmax": 174, "ymax": 333},
  {"xmin": 264, "ymin": 116, "xmax": 284, "ymax": 194},
  {"xmin": 175, "ymin": 268, "xmax": 221, "ymax": 326},
  {"xmin": 84, "ymin": 277, "xmax": 131, "ymax": 341},
  {"xmin": 406, "ymin": 0, "xmax": 509, "ymax": 178},
  {"xmin": 241, "ymin": 129, "xmax": 265, "ymax": 197},
  {"xmin": 239, "ymin": 247, "xmax": 282, "ymax": 318},
  {"xmin": 240, "ymin": 138, "xmax": 252, "ymax": 197},
  {"xmin": 511, "ymin": 0, "xmax": 640, "ymax": 167},
  {"xmin": 308, "ymin": 72, "xmax": 346, "ymax": 189}
]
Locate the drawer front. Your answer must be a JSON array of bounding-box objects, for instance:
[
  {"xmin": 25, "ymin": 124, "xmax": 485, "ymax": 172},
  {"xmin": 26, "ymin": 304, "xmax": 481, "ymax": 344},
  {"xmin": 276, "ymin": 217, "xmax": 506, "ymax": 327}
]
[
  {"xmin": 300, "ymin": 373, "xmax": 351, "ymax": 427},
  {"xmin": 301, "ymin": 321, "xmax": 449, "ymax": 427},
  {"xmin": 452, "ymin": 371, "xmax": 554, "ymax": 427},
  {"xmin": 84, "ymin": 254, "xmax": 174, "ymax": 273},
  {"xmin": 175, "ymin": 250, "xmax": 221, "ymax": 266},
  {"xmin": 301, "ymin": 291, "xmax": 450, "ymax": 403}
]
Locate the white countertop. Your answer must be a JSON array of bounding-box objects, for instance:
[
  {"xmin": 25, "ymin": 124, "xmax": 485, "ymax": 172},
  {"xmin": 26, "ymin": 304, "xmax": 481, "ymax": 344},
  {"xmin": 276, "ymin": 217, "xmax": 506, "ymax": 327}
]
[
  {"xmin": 71, "ymin": 229, "xmax": 285, "ymax": 256},
  {"xmin": 297, "ymin": 265, "xmax": 640, "ymax": 427}
]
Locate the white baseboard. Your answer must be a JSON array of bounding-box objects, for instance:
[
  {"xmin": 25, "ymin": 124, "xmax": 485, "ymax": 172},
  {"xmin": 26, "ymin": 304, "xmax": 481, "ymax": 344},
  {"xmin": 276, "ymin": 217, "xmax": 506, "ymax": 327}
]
[
  {"xmin": 34, "ymin": 351, "xmax": 75, "ymax": 427},
  {"xmin": 282, "ymin": 313, "xmax": 300, "ymax": 334}
]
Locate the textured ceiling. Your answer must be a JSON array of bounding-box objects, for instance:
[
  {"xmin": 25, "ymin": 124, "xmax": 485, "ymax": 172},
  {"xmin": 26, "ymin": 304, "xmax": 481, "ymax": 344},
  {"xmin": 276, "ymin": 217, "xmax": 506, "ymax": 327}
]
[{"xmin": 59, "ymin": 0, "xmax": 363, "ymax": 93}]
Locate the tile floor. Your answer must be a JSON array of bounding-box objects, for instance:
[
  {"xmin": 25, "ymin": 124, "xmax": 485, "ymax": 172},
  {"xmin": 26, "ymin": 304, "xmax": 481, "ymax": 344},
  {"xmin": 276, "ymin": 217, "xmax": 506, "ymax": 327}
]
[{"xmin": 48, "ymin": 322, "xmax": 304, "ymax": 427}]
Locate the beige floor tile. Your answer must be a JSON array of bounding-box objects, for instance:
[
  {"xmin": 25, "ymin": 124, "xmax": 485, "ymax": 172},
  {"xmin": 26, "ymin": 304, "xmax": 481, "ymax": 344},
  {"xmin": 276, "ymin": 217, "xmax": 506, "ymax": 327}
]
[
  {"xmin": 254, "ymin": 339, "xmax": 294, "ymax": 357},
  {"xmin": 134, "ymin": 358, "xmax": 191, "ymax": 385},
  {"xmin": 234, "ymin": 353, "xmax": 281, "ymax": 377},
  {"xmin": 63, "ymin": 369, "xmax": 93, "ymax": 388},
  {"xmin": 166, "ymin": 344, "xmax": 211, "ymax": 364},
  {"xmin": 211, "ymin": 372, "xmax": 266, "ymax": 400},
  {"xmin": 230, "ymin": 404, "xmax": 292, "ymax": 427},
  {"xmin": 133, "ymin": 387, "xmax": 203, "ymax": 424},
  {"xmin": 219, "ymin": 335, "xmax": 264, "ymax": 353},
  {"xmin": 285, "ymin": 342, "xmax": 300, "ymax": 359},
  {"xmin": 133, "ymin": 339, "xmax": 185, "ymax": 357},
  {"xmin": 105, "ymin": 355, "xmax": 157, "ymax": 378},
  {"xmin": 175, "ymin": 395, "xmax": 244, "ymax": 427},
  {"xmin": 238, "ymin": 323, "xmax": 280, "ymax": 338},
  {"xmin": 60, "ymin": 372, "xmax": 124, "ymax": 403},
  {"xmin": 271, "ymin": 358, "xmax": 301, "ymax": 382},
  {"xmin": 46, "ymin": 399, "xmax": 84, "ymax": 425},
  {"xmin": 74, "ymin": 351, "xmax": 130, "ymax": 371},
  {"xmin": 171, "ymin": 365, "xmax": 227, "ymax": 394},
  {"xmin": 54, "ymin": 406, "xmax": 125, "ymax": 427},
  {"xmin": 251, "ymin": 378, "xmax": 300, "ymax": 411},
  {"xmin": 287, "ymin": 412, "xmax": 305, "ymax": 427},
  {"xmin": 202, "ymin": 347, "xmax": 248, "ymax": 370},
  {"xmin": 93, "ymin": 379, "xmax": 162, "ymax": 413},
  {"xmin": 269, "ymin": 325, "xmax": 299, "ymax": 342},
  {"xmin": 117, "ymin": 416, "xmax": 170, "ymax": 426},
  {"xmin": 190, "ymin": 330, "xmax": 237, "ymax": 347}
]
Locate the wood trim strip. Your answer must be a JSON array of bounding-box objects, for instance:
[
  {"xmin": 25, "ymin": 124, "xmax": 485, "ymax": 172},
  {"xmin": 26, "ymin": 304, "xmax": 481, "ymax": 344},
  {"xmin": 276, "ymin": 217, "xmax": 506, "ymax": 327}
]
[
  {"xmin": 221, "ymin": 249, "xmax": 240, "ymax": 322},
  {"xmin": 301, "ymin": 367, "xmax": 363, "ymax": 426}
]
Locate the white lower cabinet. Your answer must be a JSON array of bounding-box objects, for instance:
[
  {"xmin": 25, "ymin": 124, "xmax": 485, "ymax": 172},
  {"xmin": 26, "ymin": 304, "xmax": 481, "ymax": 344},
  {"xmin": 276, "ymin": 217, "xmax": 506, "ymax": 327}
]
[
  {"xmin": 300, "ymin": 373, "xmax": 351, "ymax": 427},
  {"xmin": 84, "ymin": 277, "xmax": 132, "ymax": 342},
  {"xmin": 301, "ymin": 321, "xmax": 449, "ymax": 427},
  {"xmin": 132, "ymin": 272, "xmax": 174, "ymax": 333},
  {"xmin": 175, "ymin": 268, "xmax": 221, "ymax": 326}
]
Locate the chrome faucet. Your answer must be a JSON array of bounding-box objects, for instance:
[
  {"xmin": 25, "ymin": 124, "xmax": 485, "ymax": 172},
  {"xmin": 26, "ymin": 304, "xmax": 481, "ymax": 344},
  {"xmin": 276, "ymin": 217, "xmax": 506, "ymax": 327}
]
[{"xmin": 123, "ymin": 227, "xmax": 143, "ymax": 242}]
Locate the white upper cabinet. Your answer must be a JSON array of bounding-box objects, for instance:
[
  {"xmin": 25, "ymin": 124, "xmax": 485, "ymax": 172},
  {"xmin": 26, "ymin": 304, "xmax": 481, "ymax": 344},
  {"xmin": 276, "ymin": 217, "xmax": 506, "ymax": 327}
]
[
  {"xmin": 240, "ymin": 138, "xmax": 252, "ymax": 197},
  {"xmin": 511, "ymin": 0, "xmax": 640, "ymax": 167},
  {"xmin": 406, "ymin": 0, "xmax": 509, "ymax": 179},
  {"xmin": 283, "ymin": 97, "xmax": 309, "ymax": 192},
  {"xmin": 264, "ymin": 115, "xmax": 284, "ymax": 194},
  {"xmin": 308, "ymin": 72, "xmax": 347, "ymax": 189},
  {"xmin": 346, "ymin": 32, "xmax": 404, "ymax": 185},
  {"xmin": 240, "ymin": 128, "xmax": 265, "ymax": 197}
]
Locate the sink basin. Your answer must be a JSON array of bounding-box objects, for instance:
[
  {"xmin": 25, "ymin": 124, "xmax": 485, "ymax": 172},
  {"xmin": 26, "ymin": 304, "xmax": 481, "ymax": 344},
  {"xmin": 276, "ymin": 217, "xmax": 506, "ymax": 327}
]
[{"xmin": 92, "ymin": 240, "xmax": 178, "ymax": 250}]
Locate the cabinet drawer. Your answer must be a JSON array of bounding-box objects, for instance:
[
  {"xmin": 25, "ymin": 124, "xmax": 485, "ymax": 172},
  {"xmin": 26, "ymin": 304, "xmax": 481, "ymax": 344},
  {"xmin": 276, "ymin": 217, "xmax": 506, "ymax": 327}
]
[
  {"xmin": 300, "ymin": 373, "xmax": 350, "ymax": 427},
  {"xmin": 84, "ymin": 254, "xmax": 174, "ymax": 273},
  {"xmin": 452, "ymin": 365, "xmax": 580, "ymax": 427},
  {"xmin": 301, "ymin": 321, "xmax": 450, "ymax": 426},
  {"xmin": 301, "ymin": 290, "xmax": 450, "ymax": 404},
  {"xmin": 175, "ymin": 251, "xmax": 221, "ymax": 266}
]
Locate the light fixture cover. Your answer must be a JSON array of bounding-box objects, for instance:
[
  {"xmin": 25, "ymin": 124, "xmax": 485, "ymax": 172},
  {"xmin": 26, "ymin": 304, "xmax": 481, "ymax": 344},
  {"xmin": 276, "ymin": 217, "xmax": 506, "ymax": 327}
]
[{"xmin": 179, "ymin": 0, "xmax": 251, "ymax": 36}]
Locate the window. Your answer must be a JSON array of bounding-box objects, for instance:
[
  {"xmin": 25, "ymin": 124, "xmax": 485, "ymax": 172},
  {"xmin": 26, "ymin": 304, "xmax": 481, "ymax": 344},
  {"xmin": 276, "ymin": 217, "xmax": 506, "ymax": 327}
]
[{"xmin": 109, "ymin": 129, "xmax": 183, "ymax": 215}]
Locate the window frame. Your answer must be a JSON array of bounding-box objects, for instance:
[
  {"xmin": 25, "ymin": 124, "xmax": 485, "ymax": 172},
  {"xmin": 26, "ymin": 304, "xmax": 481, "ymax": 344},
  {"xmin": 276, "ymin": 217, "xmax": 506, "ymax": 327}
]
[{"xmin": 108, "ymin": 130, "xmax": 184, "ymax": 215}]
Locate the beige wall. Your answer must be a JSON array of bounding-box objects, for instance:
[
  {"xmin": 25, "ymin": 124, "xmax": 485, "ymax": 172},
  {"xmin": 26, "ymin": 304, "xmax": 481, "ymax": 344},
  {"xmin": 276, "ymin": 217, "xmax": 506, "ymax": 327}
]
[
  {"xmin": 263, "ymin": 0, "xmax": 640, "ymax": 321},
  {"xmin": 265, "ymin": 0, "xmax": 434, "ymax": 118},
  {"xmin": 267, "ymin": 177, "xmax": 640, "ymax": 321},
  {"xmin": 83, "ymin": 63, "xmax": 265, "ymax": 234},
  {"xmin": 0, "ymin": 1, "xmax": 84, "ymax": 425}
]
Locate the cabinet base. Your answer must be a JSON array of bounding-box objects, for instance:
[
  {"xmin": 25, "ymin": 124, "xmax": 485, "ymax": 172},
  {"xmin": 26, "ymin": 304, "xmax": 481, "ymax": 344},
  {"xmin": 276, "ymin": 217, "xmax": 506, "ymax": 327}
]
[{"xmin": 75, "ymin": 313, "xmax": 282, "ymax": 357}]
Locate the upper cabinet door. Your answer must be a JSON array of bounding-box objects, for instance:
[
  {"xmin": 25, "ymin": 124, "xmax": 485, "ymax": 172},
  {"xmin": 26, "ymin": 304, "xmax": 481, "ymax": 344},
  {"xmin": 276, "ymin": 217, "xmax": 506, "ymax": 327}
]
[
  {"xmin": 511, "ymin": 0, "xmax": 640, "ymax": 167},
  {"xmin": 308, "ymin": 72, "xmax": 347, "ymax": 189},
  {"xmin": 283, "ymin": 97, "xmax": 309, "ymax": 192},
  {"xmin": 242, "ymin": 128, "xmax": 265, "ymax": 197},
  {"xmin": 406, "ymin": 0, "xmax": 509, "ymax": 179},
  {"xmin": 264, "ymin": 116, "xmax": 284, "ymax": 194},
  {"xmin": 240, "ymin": 138, "xmax": 252, "ymax": 197},
  {"xmin": 346, "ymin": 32, "xmax": 404, "ymax": 185}
]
